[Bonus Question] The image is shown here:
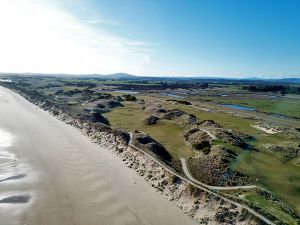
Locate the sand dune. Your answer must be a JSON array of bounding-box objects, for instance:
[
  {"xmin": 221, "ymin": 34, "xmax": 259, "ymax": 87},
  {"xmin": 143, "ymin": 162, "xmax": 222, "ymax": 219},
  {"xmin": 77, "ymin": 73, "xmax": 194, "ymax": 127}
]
[{"xmin": 0, "ymin": 87, "xmax": 196, "ymax": 225}]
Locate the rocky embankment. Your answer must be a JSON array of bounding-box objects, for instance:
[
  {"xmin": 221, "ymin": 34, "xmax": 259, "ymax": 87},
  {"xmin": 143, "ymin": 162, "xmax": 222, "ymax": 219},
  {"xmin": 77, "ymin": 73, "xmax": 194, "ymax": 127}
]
[{"xmin": 10, "ymin": 89, "xmax": 264, "ymax": 225}]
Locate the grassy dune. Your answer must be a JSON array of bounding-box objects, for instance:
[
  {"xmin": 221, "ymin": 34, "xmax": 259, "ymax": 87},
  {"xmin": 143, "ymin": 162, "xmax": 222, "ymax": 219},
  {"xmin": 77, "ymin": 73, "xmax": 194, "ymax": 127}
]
[
  {"xmin": 105, "ymin": 96, "xmax": 300, "ymax": 215},
  {"xmin": 244, "ymin": 194, "xmax": 298, "ymax": 225},
  {"xmin": 103, "ymin": 101, "xmax": 195, "ymax": 159}
]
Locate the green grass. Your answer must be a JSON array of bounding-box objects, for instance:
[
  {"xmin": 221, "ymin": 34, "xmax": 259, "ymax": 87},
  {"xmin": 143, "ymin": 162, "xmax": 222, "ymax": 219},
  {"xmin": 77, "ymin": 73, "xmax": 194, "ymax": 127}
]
[
  {"xmin": 161, "ymin": 100, "xmax": 300, "ymax": 214},
  {"xmin": 211, "ymin": 98, "xmax": 300, "ymax": 118},
  {"xmin": 244, "ymin": 193, "xmax": 298, "ymax": 225},
  {"xmin": 13, "ymin": 78, "xmax": 300, "ymax": 218},
  {"xmin": 103, "ymin": 101, "xmax": 195, "ymax": 159},
  {"xmin": 238, "ymin": 150, "xmax": 300, "ymax": 214}
]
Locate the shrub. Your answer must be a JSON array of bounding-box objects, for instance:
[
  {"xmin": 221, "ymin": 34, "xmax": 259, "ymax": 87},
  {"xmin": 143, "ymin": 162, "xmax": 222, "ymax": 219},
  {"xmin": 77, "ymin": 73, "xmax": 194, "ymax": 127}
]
[
  {"xmin": 123, "ymin": 94, "xmax": 136, "ymax": 101},
  {"xmin": 192, "ymin": 140, "xmax": 211, "ymax": 153}
]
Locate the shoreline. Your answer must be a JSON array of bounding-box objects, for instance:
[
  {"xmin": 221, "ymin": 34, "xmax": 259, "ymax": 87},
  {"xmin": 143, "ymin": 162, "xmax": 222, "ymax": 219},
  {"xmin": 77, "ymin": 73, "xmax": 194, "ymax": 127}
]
[{"xmin": 3, "ymin": 86, "xmax": 268, "ymax": 224}]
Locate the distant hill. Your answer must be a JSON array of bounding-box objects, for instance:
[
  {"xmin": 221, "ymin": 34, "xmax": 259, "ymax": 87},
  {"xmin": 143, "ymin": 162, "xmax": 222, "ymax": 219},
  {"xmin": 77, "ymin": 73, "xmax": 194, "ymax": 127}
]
[
  {"xmin": 273, "ymin": 78, "xmax": 300, "ymax": 84},
  {"xmin": 1, "ymin": 72, "xmax": 299, "ymax": 84}
]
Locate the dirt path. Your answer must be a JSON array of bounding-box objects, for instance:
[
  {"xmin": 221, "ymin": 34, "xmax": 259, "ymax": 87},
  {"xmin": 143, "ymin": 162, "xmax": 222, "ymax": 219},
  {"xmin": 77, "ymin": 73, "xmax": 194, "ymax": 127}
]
[
  {"xmin": 180, "ymin": 158, "xmax": 258, "ymax": 190},
  {"xmin": 128, "ymin": 133, "xmax": 275, "ymax": 225},
  {"xmin": 0, "ymin": 87, "xmax": 196, "ymax": 225}
]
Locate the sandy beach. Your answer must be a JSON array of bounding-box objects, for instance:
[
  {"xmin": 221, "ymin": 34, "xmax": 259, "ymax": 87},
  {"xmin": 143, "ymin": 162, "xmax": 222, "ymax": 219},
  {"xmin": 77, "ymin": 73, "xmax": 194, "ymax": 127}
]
[{"xmin": 0, "ymin": 87, "xmax": 196, "ymax": 225}]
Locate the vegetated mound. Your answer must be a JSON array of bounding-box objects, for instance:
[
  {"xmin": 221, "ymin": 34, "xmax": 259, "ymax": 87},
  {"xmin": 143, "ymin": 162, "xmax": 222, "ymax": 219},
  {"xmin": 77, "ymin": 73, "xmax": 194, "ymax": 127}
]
[
  {"xmin": 144, "ymin": 103, "xmax": 166, "ymax": 115},
  {"xmin": 55, "ymin": 88, "xmax": 83, "ymax": 96},
  {"xmin": 184, "ymin": 128, "xmax": 212, "ymax": 154},
  {"xmin": 280, "ymin": 127, "xmax": 300, "ymax": 139},
  {"xmin": 143, "ymin": 115, "xmax": 159, "ymax": 125},
  {"xmin": 92, "ymin": 107, "xmax": 110, "ymax": 114},
  {"xmin": 166, "ymin": 99, "xmax": 192, "ymax": 105},
  {"xmin": 179, "ymin": 113, "xmax": 197, "ymax": 125},
  {"xmin": 161, "ymin": 109, "xmax": 185, "ymax": 119},
  {"xmin": 264, "ymin": 142, "xmax": 299, "ymax": 159},
  {"xmin": 136, "ymin": 99, "xmax": 145, "ymax": 104},
  {"xmin": 123, "ymin": 94, "xmax": 137, "ymax": 101},
  {"xmin": 184, "ymin": 119, "xmax": 251, "ymax": 160},
  {"xmin": 79, "ymin": 111, "xmax": 110, "ymax": 125},
  {"xmin": 213, "ymin": 129, "xmax": 248, "ymax": 147},
  {"xmin": 96, "ymin": 99, "xmax": 123, "ymax": 109},
  {"xmin": 132, "ymin": 132, "xmax": 172, "ymax": 163},
  {"xmin": 199, "ymin": 120, "xmax": 221, "ymax": 128},
  {"xmin": 144, "ymin": 104, "xmax": 197, "ymax": 125},
  {"xmin": 88, "ymin": 93, "xmax": 114, "ymax": 102},
  {"xmin": 199, "ymin": 120, "xmax": 249, "ymax": 147},
  {"xmin": 187, "ymin": 145, "xmax": 250, "ymax": 186}
]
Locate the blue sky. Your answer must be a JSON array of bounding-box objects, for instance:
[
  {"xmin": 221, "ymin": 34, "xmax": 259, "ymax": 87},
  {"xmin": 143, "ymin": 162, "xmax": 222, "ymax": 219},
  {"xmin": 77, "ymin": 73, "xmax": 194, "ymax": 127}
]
[{"xmin": 0, "ymin": 0, "xmax": 299, "ymax": 77}]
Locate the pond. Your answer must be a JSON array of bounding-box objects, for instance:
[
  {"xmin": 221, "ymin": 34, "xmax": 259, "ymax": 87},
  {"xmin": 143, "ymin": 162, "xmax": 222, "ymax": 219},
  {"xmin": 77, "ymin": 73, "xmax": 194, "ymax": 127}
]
[
  {"xmin": 161, "ymin": 93, "xmax": 184, "ymax": 99},
  {"xmin": 223, "ymin": 104, "xmax": 256, "ymax": 111},
  {"xmin": 113, "ymin": 90, "xmax": 140, "ymax": 94},
  {"xmin": 270, "ymin": 113, "xmax": 288, "ymax": 119}
]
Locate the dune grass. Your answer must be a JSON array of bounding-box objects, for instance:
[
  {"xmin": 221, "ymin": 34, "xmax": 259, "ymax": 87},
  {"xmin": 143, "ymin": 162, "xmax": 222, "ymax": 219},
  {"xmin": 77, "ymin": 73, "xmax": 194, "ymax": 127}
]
[
  {"xmin": 244, "ymin": 193, "xmax": 298, "ymax": 225},
  {"xmin": 197, "ymin": 97, "xmax": 300, "ymax": 118},
  {"xmin": 103, "ymin": 101, "xmax": 195, "ymax": 159}
]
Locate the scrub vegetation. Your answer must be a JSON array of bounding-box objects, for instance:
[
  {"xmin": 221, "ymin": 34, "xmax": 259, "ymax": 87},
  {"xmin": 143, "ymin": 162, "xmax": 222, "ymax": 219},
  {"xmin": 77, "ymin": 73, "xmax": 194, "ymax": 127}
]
[{"xmin": 1, "ymin": 74, "xmax": 300, "ymax": 224}]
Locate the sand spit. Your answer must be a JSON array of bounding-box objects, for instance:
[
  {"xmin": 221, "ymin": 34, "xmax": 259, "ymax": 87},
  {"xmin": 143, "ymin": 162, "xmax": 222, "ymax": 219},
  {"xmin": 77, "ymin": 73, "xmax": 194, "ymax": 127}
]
[{"xmin": 1, "ymin": 87, "xmax": 264, "ymax": 225}]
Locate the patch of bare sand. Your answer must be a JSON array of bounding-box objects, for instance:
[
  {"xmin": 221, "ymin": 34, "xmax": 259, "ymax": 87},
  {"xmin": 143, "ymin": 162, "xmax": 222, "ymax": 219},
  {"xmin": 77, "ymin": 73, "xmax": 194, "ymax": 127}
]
[{"xmin": 251, "ymin": 124, "xmax": 281, "ymax": 134}]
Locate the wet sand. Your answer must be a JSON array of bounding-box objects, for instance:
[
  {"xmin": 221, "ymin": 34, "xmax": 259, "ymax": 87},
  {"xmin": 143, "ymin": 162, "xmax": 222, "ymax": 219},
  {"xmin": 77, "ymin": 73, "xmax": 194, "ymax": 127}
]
[{"xmin": 0, "ymin": 87, "xmax": 196, "ymax": 225}]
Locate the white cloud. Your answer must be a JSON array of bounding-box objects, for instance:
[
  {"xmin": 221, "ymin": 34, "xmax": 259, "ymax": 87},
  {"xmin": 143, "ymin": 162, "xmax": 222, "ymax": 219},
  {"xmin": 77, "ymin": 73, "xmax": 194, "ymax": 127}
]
[{"xmin": 0, "ymin": 0, "xmax": 154, "ymax": 74}]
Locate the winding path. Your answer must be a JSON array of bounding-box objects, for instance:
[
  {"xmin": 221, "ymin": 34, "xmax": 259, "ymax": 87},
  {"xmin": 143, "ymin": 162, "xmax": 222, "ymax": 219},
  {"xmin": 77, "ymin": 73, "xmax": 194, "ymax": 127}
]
[
  {"xmin": 128, "ymin": 133, "xmax": 275, "ymax": 225},
  {"xmin": 199, "ymin": 128, "xmax": 217, "ymax": 140},
  {"xmin": 180, "ymin": 158, "xmax": 258, "ymax": 190}
]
